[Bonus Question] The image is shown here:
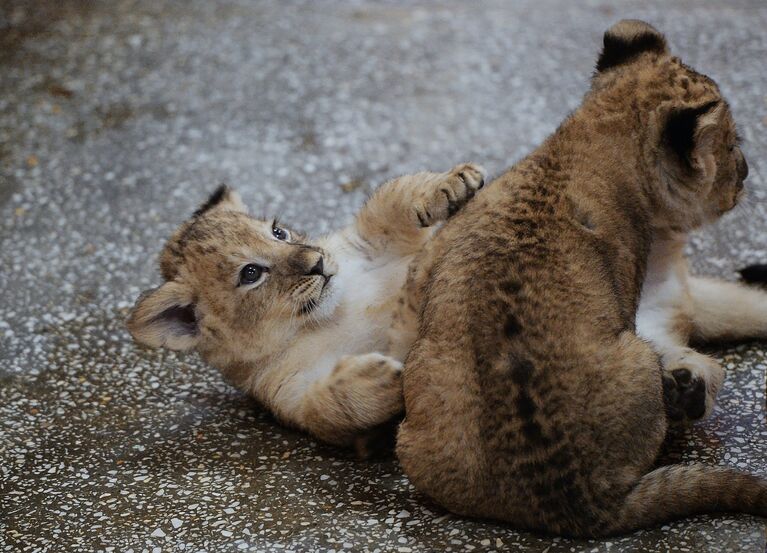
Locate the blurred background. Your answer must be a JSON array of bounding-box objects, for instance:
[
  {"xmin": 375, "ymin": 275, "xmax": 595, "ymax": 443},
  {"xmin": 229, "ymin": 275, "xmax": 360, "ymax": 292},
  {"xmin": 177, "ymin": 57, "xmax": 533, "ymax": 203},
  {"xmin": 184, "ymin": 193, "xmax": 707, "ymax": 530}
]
[{"xmin": 1, "ymin": 1, "xmax": 766, "ymax": 551}]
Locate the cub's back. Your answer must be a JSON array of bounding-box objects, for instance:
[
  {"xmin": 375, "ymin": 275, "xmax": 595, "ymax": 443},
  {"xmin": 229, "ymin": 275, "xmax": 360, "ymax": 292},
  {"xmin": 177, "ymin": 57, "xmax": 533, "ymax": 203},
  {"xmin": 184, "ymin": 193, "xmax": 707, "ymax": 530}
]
[{"xmin": 399, "ymin": 168, "xmax": 664, "ymax": 534}]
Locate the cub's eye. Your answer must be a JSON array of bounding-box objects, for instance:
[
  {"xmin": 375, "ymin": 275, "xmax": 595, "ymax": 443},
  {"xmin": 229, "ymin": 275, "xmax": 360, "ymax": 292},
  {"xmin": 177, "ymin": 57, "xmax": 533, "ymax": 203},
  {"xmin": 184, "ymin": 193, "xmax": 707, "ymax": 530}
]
[
  {"xmin": 272, "ymin": 224, "xmax": 289, "ymax": 241},
  {"xmin": 239, "ymin": 264, "xmax": 265, "ymax": 286}
]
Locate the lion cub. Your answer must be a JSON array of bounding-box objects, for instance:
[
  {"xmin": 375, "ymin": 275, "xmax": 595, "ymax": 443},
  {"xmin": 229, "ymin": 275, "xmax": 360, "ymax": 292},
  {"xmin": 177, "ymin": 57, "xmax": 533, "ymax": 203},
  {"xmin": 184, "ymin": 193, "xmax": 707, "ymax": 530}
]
[
  {"xmin": 128, "ymin": 164, "xmax": 485, "ymax": 448},
  {"xmin": 397, "ymin": 21, "xmax": 764, "ymax": 536}
]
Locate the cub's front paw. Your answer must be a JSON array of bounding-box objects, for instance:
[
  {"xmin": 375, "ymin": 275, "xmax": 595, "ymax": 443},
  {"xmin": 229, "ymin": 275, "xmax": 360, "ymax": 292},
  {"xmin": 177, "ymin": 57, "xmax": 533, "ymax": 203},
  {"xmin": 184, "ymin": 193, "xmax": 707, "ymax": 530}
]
[
  {"xmin": 662, "ymin": 349, "xmax": 724, "ymax": 423},
  {"xmin": 414, "ymin": 163, "xmax": 487, "ymax": 227},
  {"xmin": 333, "ymin": 353, "xmax": 404, "ymax": 428}
]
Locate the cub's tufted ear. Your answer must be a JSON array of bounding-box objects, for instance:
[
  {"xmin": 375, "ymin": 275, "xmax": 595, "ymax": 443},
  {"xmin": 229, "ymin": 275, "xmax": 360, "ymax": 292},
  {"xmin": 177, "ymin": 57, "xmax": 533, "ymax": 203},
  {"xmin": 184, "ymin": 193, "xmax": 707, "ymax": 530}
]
[
  {"xmin": 193, "ymin": 184, "xmax": 248, "ymax": 217},
  {"xmin": 127, "ymin": 281, "xmax": 199, "ymax": 351},
  {"xmin": 595, "ymin": 20, "xmax": 668, "ymax": 73},
  {"xmin": 660, "ymin": 100, "xmax": 722, "ymax": 181}
]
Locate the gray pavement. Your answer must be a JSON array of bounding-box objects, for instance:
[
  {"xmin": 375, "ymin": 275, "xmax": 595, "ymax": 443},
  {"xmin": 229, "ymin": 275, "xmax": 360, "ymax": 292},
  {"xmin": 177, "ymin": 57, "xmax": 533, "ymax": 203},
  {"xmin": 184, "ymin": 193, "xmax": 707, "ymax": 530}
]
[{"xmin": 1, "ymin": 1, "xmax": 766, "ymax": 551}]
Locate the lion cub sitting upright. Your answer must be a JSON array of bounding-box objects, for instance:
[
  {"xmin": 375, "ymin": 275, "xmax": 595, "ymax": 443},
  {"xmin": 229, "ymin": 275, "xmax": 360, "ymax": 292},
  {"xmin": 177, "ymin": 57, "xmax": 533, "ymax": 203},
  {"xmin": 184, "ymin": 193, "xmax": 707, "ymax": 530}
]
[
  {"xmin": 128, "ymin": 163, "xmax": 485, "ymax": 448},
  {"xmin": 397, "ymin": 21, "xmax": 763, "ymax": 536}
]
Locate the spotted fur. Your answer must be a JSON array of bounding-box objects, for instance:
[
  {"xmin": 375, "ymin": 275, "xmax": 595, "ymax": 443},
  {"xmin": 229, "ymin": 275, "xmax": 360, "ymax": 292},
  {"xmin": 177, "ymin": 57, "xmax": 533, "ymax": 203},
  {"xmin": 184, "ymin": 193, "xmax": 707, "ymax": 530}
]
[{"xmin": 397, "ymin": 21, "xmax": 764, "ymax": 536}]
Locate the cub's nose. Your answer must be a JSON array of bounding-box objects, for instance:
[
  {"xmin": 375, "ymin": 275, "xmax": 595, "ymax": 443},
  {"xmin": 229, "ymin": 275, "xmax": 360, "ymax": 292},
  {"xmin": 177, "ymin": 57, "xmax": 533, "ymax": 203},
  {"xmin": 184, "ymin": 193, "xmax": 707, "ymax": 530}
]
[
  {"xmin": 735, "ymin": 147, "xmax": 748, "ymax": 182},
  {"xmin": 307, "ymin": 256, "xmax": 324, "ymax": 277},
  {"xmin": 739, "ymin": 156, "xmax": 749, "ymax": 182}
]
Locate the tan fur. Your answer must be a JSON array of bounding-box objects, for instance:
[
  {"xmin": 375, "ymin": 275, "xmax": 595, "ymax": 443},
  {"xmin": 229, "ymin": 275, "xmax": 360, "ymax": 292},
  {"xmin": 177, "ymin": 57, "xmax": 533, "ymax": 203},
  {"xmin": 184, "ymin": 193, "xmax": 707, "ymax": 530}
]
[
  {"xmin": 397, "ymin": 21, "xmax": 763, "ymax": 536},
  {"xmin": 127, "ymin": 164, "xmax": 485, "ymax": 450}
]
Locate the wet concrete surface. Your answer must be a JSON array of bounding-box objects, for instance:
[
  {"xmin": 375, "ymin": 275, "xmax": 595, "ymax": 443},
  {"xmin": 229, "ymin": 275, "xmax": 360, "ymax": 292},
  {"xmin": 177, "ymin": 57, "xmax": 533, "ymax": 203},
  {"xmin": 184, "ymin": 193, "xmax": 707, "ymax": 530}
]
[{"xmin": 1, "ymin": 0, "xmax": 767, "ymax": 551}]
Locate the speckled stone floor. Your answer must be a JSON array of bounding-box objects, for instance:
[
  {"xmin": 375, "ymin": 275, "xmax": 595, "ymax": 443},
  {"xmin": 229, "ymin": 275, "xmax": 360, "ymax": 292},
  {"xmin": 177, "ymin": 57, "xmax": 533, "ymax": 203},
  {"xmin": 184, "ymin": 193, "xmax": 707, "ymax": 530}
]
[{"xmin": 1, "ymin": 1, "xmax": 766, "ymax": 551}]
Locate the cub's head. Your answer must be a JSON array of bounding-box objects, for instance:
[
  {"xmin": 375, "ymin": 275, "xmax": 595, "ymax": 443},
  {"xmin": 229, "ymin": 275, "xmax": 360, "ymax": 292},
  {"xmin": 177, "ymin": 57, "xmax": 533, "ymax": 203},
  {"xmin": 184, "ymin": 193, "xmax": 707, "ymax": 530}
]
[
  {"xmin": 592, "ymin": 20, "xmax": 748, "ymax": 232},
  {"xmin": 127, "ymin": 186, "xmax": 338, "ymax": 372}
]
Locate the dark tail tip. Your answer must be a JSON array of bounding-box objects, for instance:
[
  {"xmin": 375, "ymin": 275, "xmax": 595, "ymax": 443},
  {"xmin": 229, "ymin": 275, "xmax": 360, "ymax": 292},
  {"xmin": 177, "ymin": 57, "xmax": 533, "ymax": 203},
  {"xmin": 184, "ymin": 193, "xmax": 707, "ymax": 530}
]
[{"xmin": 739, "ymin": 264, "xmax": 767, "ymax": 284}]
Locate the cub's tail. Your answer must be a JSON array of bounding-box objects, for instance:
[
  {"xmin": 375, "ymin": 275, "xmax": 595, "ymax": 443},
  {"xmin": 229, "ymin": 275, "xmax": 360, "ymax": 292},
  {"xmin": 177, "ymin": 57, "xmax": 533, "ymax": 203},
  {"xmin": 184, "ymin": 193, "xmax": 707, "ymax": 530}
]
[
  {"xmin": 609, "ymin": 464, "xmax": 767, "ymax": 535},
  {"xmin": 739, "ymin": 264, "xmax": 767, "ymax": 284}
]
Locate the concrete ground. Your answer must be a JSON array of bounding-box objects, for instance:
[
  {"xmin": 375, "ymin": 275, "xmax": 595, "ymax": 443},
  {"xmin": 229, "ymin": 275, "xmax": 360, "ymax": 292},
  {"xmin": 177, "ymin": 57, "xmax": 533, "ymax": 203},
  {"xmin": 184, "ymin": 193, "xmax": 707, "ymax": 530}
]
[{"xmin": 1, "ymin": 0, "xmax": 766, "ymax": 551}]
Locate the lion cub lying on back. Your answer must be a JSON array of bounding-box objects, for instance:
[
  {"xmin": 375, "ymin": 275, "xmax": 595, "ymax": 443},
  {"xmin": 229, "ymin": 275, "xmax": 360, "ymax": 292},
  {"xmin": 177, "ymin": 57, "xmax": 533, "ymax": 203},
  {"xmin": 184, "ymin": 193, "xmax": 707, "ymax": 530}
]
[{"xmin": 128, "ymin": 164, "xmax": 485, "ymax": 448}]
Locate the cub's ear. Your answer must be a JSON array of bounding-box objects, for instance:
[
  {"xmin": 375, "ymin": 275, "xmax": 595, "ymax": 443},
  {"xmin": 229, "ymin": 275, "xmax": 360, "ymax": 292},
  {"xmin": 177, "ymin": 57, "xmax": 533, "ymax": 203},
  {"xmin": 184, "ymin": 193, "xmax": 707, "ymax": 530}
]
[
  {"xmin": 193, "ymin": 184, "xmax": 247, "ymax": 217},
  {"xmin": 661, "ymin": 100, "xmax": 721, "ymax": 180},
  {"xmin": 595, "ymin": 20, "xmax": 668, "ymax": 73},
  {"xmin": 127, "ymin": 281, "xmax": 199, "ymax": 351}
]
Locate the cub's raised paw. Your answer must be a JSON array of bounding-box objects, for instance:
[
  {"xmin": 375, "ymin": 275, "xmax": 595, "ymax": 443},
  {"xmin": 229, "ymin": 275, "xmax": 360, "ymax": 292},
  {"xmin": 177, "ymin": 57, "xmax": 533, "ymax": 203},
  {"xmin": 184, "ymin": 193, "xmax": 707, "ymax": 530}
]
[
  {"xmin": 662, "ymin": 349, "xmax": 724, "ymax": 423},
  {"xmin": 414, "ymin": 163, "xmax": 487, "ymax": 227}
]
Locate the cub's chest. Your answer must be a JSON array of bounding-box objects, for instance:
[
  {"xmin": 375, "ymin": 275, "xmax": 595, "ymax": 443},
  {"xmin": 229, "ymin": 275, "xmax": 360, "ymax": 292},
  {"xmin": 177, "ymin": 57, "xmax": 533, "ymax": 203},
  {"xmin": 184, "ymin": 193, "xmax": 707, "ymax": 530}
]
[{"xmin": 340, "ymin": 254, "xmax": 412, "ymax": 329}]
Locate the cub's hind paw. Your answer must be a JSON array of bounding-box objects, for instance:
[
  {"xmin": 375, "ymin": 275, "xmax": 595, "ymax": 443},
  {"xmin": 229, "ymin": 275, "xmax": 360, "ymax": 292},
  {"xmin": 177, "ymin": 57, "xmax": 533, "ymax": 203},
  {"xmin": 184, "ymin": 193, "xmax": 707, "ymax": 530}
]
[
  {"xmin": 662, "ymin": 349, "xmax": 724, "ymax": 423},
  {"xmin": 333, "ymin": 353, "xmax": 404, "ymax": 428},
  {"xmin": 414, "ymin": 163, "xmax": 487, "ymax": 227}
]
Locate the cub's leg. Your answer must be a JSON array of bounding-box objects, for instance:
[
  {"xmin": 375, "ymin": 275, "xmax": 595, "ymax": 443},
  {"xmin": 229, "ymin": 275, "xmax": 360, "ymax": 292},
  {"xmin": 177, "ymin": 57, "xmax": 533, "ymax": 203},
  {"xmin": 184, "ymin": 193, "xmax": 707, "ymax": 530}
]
[
  {"xmin": 387, "ymin": 234, "xmax": 445, "ymax": 360},
  {"xmin": 650, "ymin": 275, "xmax": 767, "ymax": 422},
  {"xmin": 352, "ymin": 163, "xmax": 486, "ymax": 256},
  {"xmin": 637, "ymin": 239, "xmax": 724, "ymax": 422},
  {"xmin": 297, "ymin": 353, "xmax": 403, "ymax": 448},
  {"xmin": 688, "ymin": 276, "xmax": 767, "ymax": 342}
]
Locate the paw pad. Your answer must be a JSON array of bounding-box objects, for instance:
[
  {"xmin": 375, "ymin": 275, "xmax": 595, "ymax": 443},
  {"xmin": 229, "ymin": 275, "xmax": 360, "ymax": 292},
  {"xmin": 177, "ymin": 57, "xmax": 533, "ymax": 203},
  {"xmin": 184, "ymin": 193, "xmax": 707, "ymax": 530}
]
[{"xmin": 662, "ymin": 368, "xmax": 706, "ymax": 422}]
